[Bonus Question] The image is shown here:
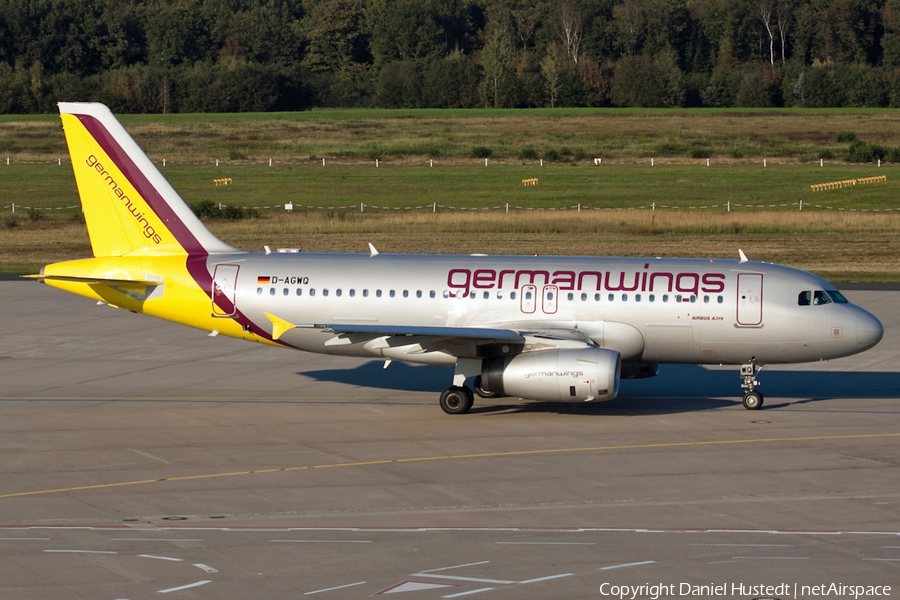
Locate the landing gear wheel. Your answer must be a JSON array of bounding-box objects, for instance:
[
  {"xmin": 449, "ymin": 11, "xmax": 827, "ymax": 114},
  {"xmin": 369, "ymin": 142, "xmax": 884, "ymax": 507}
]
[
  {"xmin": 473, "ymin": 376, "xmax": 500, "ymax": 399},
  {"xmin": 742, "ymin": 391, "xmax": 764, "ymax": 410},
  {"xmin": 440, "ymin": 386, "xmax": 474, "ymax": 415}
]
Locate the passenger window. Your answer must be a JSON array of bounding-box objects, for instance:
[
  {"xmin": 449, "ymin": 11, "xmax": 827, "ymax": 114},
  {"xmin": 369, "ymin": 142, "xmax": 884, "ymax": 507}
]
[
  {"xmin": 336, "ymin": 289, "xmax": 342, "ymax": 297},
  {"xmin": 430, "ymin": 291, "xmax": 435, "ymax": 298},
  {"xmin": 635, "ymin": 294, "xmax": 641, "ymax": 302},
  {"xmin": 547, "ymin": 292, "xmax": 554, "ymax": 300},
  {"xmin": 717, "ymin": 295, "xmax": 723, "ymax": 303},
  {"xmin": 510, "ymin": 292, "xmax": 517, "ymax": 300},
  {"xmin": 798, "ymin": 291, "xmax": 811, "ymax": 306},
  {"xmin": 483, "ymin": 291, "xmax": 489, "ymax": 299},
  {"xmin": 283, "ymin": 288, "xmax": 288, "ymax": 296},
  {"xmin": 525, "ymin": 291, "xmax": 533, "ymax": 300},
  {"xmin": 443, "ymin": 290, "xmax": 451, "ymax": 298},
  {"xmin": 310, "ymin": 289, "xmax": 316, "ymax": 296},
  {"xmin": 269, "ymin": 288, "xmax": 275, "ymax": 296},
  {"xmin": 389, "ymin": 290, "xmax": 395, "ymax": 298},
  {"xmin": 403, "ymin": 290, "xmax": 409, "ymax": 298},
  {"xmin": 376, "ymin": 289, "xmax": 382, "ymax": 297},
  {"xmin": 323, "ymin": 289, "xmax": 329, "ymax": 297},
  {"xmin": 363, "ymin": 289, "xmax": 368, "ymax": 297},
  {"xmin": 349, "ymin": 289, "xmax": 355, "ymax": 297},
  {"xmin": 649, "ymin": 294, "xmax": 655, "ymax": 302},
  {"xmin": 813, "ymin": 290, "xmax": 832, "ymax": 305},
  {"xmin": 594, "ymin": 293, "xmax": 601, "ymax": 301},
  {"xmin": 257, "ymin": 287, "xmax": 262, "ymax": 295},
  {"xmin": 469, "ymin": 292, "xmax": 476, "ymax": 299},
  {"xmin": 663, "ymin": 294, "xmax": 669, "ymax": 302},
  {"xmin": 622, "ymin": 294, "xmax": 628, "ymax": 301},
  {"xmin": 675, "ymin": 295, "xmax": 682, "ymax": 302},
  {"xmin": 497, "ymin": 292, "xmax": 503, "ymax": 299},
  {"xmin": 703, "ymin": 295, "xmax": 709, "ymax": 303},
  {"xmin": 296, "ymin": 288, "xmax": 302, "ymax": 296},
  {"xmin": 690, "ymin": 295, "xmax": 696, "ymax": 303},
  {"xmin": 581, "ymin": 293, "xmax": 587, "ymax": 301},
  {"xmin": 608, "ymin": 294, "xmax": 614, "ymax": 301},
  {"xmin": 566, "ymin": 293, "xmax": 573, "ymax": 301}
]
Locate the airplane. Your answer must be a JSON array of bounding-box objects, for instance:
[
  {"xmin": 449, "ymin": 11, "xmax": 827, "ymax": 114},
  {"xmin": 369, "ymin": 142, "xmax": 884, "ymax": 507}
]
[{"xmin": 31, "ymin": 102, "xmax": 884, "ymax": 415}]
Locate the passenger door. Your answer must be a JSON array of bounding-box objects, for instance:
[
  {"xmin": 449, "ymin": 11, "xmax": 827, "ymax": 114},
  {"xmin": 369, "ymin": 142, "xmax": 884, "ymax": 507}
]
[
  {"xmin": 212, "ymin": 264, "xmax": 240, "ymax": 317},
  {"xmin": 736, "ymin": 273, "xmax": 763, "ymax": 326}
]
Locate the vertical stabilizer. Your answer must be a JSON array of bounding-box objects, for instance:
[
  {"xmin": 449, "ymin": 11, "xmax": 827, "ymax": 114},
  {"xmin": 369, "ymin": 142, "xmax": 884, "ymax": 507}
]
[{"xmin": 58, "ymin": 102, "xmax": 238, "ymax": 257}]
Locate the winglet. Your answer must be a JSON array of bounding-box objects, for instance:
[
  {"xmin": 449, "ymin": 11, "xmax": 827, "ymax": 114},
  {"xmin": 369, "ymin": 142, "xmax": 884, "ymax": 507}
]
[
  {"xmin": 263, "ymin": 312, "xmax": 296, "ymax": 341},
  {"xmin": 738, "ymin": 249, "xmax": 748, "ymax": 264},
  {"xmin": 368, "ymin": 243, "xmax": 379, "ymax": 257}
]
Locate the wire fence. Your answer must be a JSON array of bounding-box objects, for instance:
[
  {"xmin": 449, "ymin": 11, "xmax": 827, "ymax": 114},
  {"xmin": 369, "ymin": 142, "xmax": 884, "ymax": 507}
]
[{"xmin": 3, "ymin": 157, "xmax": 898, "ymax": 214}]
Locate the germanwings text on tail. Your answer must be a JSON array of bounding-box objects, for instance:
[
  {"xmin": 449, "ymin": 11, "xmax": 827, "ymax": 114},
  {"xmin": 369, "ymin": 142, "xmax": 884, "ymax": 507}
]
[{"xmin": 33, "ymin": 102, "xmax": 884, "ymax": 414}]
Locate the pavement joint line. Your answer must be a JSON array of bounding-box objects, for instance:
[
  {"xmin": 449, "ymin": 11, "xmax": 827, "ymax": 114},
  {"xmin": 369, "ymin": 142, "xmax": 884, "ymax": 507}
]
[
  {"xmin": 2, "ymin": 432, "xmax": 899, "ymax": 500},
  {"xmin": 599, "ymin": 560, "xmax": 655, "ymax": 570}
]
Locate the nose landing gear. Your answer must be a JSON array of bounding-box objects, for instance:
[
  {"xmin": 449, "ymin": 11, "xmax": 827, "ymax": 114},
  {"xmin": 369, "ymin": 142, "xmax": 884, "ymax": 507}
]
[{"xmin": 740, "ymin": 359, "xmax": 764, "ymax": 410}]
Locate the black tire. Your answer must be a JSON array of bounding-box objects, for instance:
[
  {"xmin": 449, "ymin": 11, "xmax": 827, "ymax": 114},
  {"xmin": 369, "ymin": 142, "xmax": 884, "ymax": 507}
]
[
  {"xmin": 742, "ymin": 391, "xmax": 764, "ymax": 410},
  {"xmin": 473, "ymin": 376, "xmax": 500, "ymax": 399},
  {"xmin": 440, "ymin": 386, "xmax": 474, "ymax": 414}
]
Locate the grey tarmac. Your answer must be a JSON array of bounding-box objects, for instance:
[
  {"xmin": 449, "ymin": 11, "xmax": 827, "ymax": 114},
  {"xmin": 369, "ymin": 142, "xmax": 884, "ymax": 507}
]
[{"xmin": 1, "ymin": 281, "xmax": 899, "ymax": 599}]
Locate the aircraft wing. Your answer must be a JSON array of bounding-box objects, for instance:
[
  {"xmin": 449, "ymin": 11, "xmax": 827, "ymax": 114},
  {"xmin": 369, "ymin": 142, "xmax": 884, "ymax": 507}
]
[{"xmin": 311, "ymin": 323, "xmax": 526, "ymax": 342}]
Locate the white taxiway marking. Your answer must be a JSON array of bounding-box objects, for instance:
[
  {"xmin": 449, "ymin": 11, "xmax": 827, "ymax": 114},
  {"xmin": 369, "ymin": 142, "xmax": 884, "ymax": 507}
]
[
  {"xmin": 44, "ymin": 549, "xmax": 116, "ymax": 554},
  {"xmin": 157, "ymin": 580, "xmax": 211, "ymax": 594},
  {"xmin": 733, "ymin": 556, "xmax": 809, "ymax": 560},
  {"xmin": 419, "ymin": 561, "xmax": 491, "ymax": 573},
  {"xmin": 270, "ymin": 539, "xmax": 372, "ymax": 543},
  {"xmin": 414, "ymin": 574, "xmax": 516, "ymax": 585},
  {"xmin": 112, "ymin": 538, "xmax": 203, "ymax": 542},
  {"xmin": 0, "ymin": 537, "xmax": 49, "ymax": 540},
  {"xmin": 864, "ymin": 558, "xmax": 900, "ymax": 562},
  {"xmin": 193, "ymin": 563, "xmax": 218, "ymax": 573},
  {"xmin": 519, "ymin": 573, "xmax": 574, "ymax": 584},
  {"xmin": 129, "ymin": 448, "xmax": 170, "ymax": 464},
  {"xmin": 442, "ymin": 588, "xmax": 494, "ymax": 598},
  {"xmin": 497, "ymin": 542, "xmax": 595, "ymax": 546},
  {"xmin": 690, "ymin": 544, "xmax": 791, "ymax": 547},
  {"xmin": 303, "ymin": 581, "xmax": 367, "ymax": 595},
  {"xmin": 139, "ymin": 555, "xmax": 183, "ymax": 562},
  {"xmin": 599, "ymin": 560, "xmax": 655, "ymax": 570}
]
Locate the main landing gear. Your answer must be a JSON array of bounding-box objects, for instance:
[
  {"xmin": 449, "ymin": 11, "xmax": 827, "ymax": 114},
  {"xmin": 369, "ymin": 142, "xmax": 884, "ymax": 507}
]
[
  {"xmin": 740, "ymin": 358, "xmax": 764, "ymax": 410},
  {"xmin": 440, "ymin": 386, "xmax": 474, "ymax": 414},
  {"xmin": 440, "ymin": 359, "xmax": 481, "ymax": 415}
]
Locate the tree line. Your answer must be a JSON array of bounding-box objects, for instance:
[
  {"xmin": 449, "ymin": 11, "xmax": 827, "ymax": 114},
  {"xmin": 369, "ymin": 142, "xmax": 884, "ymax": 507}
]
[{"xmin": 2, "ymin": 0, "xmax": 900, "ymax": 113}]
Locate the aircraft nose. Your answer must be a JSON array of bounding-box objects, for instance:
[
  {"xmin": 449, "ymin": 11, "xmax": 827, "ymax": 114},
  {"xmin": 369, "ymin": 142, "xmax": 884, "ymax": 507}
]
[{"xmin": 856, "ymin": 310, "xmax": 884, "ymax": 351}]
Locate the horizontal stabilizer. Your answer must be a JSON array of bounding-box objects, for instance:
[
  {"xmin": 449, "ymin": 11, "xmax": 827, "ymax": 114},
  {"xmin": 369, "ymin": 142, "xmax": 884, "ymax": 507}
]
[{"xmin": 25, "ymin": 274, "xmax": 163, "ymax": 287}]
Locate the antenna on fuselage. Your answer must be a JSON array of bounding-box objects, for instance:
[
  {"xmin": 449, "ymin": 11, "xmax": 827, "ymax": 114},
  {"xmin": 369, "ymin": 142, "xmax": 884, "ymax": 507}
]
[
  {"xmin": 738, "ymin": 249, "xmax": 749, "ymax": 264},
  {"xmin": 369, "ymin": 243, "xmax": 379, "ymax": 257}
]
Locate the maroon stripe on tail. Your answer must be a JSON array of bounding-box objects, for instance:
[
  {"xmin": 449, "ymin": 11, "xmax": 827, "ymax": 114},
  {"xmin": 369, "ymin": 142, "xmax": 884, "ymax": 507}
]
[{"xmin": 75, "ymin": 114, "xmax": 207, "ymax": 256}]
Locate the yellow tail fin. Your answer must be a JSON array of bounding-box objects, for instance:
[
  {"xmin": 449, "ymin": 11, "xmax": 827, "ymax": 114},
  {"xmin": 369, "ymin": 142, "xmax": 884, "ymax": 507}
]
[{"xmin": 58, "ymin": 102, "xmax": 236, "ymax": 257}]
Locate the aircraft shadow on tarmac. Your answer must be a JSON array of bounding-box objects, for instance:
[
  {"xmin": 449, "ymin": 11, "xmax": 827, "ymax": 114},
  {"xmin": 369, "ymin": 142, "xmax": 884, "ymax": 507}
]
[{"xmin": 300, "ymin": 362, "xmax": 900, "ymax": 415}]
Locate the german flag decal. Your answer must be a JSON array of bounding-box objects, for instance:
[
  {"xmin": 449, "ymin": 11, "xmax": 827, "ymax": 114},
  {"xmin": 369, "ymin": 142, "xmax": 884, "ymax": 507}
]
[{"xmin": 257, "ymin": 276, "xmax": 270, "ymax": 284}]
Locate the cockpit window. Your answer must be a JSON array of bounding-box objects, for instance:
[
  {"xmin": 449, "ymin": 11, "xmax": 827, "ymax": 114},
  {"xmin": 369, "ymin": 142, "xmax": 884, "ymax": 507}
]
[
  {"xmin": 813, "ymin": 290, "xmax": 832, "ymax": 305},
  {"xmin": 826, "ymin": 290, "xmax": 849, "ymax": 304},
  {"xmin": 798, "ymin": 291, "xmax": 811, "ymax": 306}
]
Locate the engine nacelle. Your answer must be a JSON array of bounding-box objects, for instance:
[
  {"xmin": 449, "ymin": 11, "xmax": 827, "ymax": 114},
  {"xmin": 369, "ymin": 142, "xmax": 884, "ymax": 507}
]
[
  {"xmin": 620, "ymin": 361, "xmax": 660, "ymax": 379},
  {"xmin": 481, "ymin": 348, "xmax": 620, "ymax": 402}
]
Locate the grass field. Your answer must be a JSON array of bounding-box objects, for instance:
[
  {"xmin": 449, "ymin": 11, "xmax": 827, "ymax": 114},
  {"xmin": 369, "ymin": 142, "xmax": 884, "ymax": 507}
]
[
  {"xmin": 4, "ymin": 107, "xmax": 900, "ymax": 163},
  {"xmin": 1, "ymin": 108, "xmax": 899, "ymax": 280}
]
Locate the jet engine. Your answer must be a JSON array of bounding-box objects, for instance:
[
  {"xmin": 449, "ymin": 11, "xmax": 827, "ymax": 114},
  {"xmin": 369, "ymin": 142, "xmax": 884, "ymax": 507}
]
[{"xmin": 481, "ymin": 347, "xmax": 620, "ymax": 402}]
